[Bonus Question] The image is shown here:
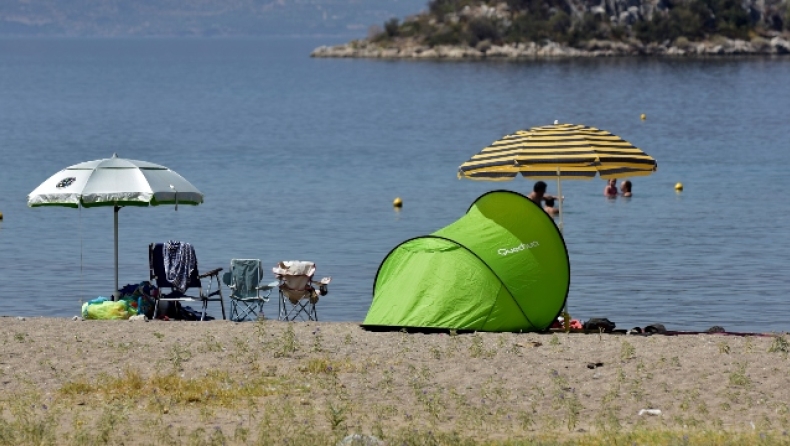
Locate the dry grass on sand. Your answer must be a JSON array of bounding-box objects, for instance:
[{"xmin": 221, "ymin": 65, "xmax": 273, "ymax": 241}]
[{"xmin": 1, "ymin": 317, "xmax": 790, "ymax": 445}]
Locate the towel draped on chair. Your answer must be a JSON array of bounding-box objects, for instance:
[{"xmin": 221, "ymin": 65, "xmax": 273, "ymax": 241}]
[
  {"xmin": 273, "ymin": 261, "xmax": 316, "ymax": 277},
  {"xmin": 163, "ymin": 240, "xmax": 196, "ymax": 293}
]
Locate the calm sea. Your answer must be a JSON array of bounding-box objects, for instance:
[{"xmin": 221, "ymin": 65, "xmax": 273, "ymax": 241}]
[{"xmin": 1, "ymin": 37, "xmax": 789, "ymax": 332}]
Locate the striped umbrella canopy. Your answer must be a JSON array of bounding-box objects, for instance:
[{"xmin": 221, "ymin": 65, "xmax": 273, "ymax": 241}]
[
  {"xmin": 458, "ymin": 123, "xmax": 657, "ymax": 181},
  {"xmin": 459, "ymin": 122, "xmax": 657, "ymax": 231}
]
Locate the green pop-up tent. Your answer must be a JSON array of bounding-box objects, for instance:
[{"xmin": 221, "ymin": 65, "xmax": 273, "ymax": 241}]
[{"xmin": 363, "ymin": 190, "xmax": 570, "ymax": 332}]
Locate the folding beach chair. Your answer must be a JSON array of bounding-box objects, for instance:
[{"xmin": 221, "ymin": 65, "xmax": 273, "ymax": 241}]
[
  {"xmin": 273, "ymin": 260, "xmax": 331, "ymax": 321},
  {"xmin": 148, "ymin": 242, "xmax": 226, "ymax": 321},
  {"xmin": 222, "ymin": 259, "xmax": 278, "ymax": 322}
]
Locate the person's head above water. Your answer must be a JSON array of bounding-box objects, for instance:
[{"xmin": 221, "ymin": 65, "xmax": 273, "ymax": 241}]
[
  {"xmin": 544, "ymin": 198, "xmax": 555, "ymax": 207},
  {"xmin": 621, "ymin": 180, "xmax": 632, "ymax": 193},
  {"xmin": 533, "ymin": 181, "xmax": 547, "ymax": 194}
]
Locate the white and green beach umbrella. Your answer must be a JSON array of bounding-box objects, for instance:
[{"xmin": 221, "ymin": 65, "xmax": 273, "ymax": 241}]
[{"xmin": 27, "ymin": 154, "xmax": 204, "ymax": 296}]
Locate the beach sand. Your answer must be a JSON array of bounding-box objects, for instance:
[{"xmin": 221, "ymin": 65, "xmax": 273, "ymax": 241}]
[{"xmin": 1, "ymin": 316, "xmax": 789, "ymax": 445}]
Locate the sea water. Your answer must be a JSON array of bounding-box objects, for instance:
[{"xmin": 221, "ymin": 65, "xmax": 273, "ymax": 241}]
[{"xmin": 1, "ymin": 37, "xmax": 789, "ymax": 332}]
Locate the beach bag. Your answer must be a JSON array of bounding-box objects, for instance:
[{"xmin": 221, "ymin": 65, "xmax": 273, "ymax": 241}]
[
  {"xmin": 82, "ymin": 298, "xmax": 135, "ymax": 320},
  {"xmin": 584, "ymin": 318, "xmax": 616, "ymax": 333},
  {"xmin": 117, "ymin": 282, "xmax": 156, "ymax": 319}
]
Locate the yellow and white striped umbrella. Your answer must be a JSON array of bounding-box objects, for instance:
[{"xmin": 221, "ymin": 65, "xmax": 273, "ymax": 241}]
[{"xmin": 458, "ymin": 123, "xmax": 657, "ymax": 181}]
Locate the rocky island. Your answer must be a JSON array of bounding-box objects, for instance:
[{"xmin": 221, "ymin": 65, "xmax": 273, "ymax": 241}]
[{"xmin": 312, "ymin": 0, "xmax": 790, "ymax": 58}]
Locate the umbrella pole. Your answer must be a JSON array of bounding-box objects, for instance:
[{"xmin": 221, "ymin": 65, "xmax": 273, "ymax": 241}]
[
  {"xmin": 556, "ymin": 167, "xmax": 563, "ymax": 233},
  {"xmin": 556, "ymin": 167, "xmax": 570, "ymax": 330},
  {"xmin": 114, "ymin": 205, "xmax": 119, "ymax": 300}
]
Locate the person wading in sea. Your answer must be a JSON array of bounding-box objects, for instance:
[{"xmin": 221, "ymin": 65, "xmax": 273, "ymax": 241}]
[
  {"xmin": 604, "ymin": 179, "xmax": 618, "ymax": 198},
  {"xmin": 543, "ymin": 197, "xmax": 558, "ymax": 217},
  {"xmin": 528, "ymin": 181, "xmax": 559, "ymax": 205},
  {"xmin": 620, "ymin": 180, "xmax": 632, "ymax": 197}
]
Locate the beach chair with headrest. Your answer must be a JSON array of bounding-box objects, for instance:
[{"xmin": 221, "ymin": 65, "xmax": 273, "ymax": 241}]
[
  {"xmin": 221, "ymin": 259, "xmax": 278, "ymax": 322},
  {"xmin": 273, "ymin": 260, "xmax": 331, "ymax": 321},
  {"xmin": 148, "ymin": 241, "xmax": 226, "ymax": 321}
]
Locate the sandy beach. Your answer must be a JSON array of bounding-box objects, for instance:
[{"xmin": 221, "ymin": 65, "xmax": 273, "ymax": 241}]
[{"xmin": 1, "ymin": 317, "xmax": 789, "ymax": 445}]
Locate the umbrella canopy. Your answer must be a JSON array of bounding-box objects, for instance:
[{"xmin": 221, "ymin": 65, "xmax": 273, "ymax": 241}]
[
  {"xmin": 458, "ymin": 123, "xmax": 657, "ymax": 181},
  {"xmin": 458, "ymin": 122, "xmax": 657, "ymax": 230},
  {"xmin": 28, "ymin": 154, "xmax": 204, "ymax": 296}
]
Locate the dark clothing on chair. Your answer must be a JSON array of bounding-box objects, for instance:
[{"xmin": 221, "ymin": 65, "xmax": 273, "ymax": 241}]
[
  {"xmin": 163, "ymin": 240, "xmax": 196, "ymax": 293},
  {"xmin": 148, "ymin": 242, "xmax": 226, "ymax": 321}
]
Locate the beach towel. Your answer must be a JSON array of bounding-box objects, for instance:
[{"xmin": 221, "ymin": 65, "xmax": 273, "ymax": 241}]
[
  {"xmin": 273, "ymin": 261, "xmax": 318, "ymax": 304},
  {"xmin": 163, "ymin": 240, "xmax": 196, "ymax": 293},
  {"xmin": 273, "ymin": 261, "xmax": 316, "ymax": 277}
]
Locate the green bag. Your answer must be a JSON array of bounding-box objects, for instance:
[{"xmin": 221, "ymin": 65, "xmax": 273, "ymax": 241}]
[{"xmin": 82, "ymin": 300, "xmax": 135, "ymax": 320}]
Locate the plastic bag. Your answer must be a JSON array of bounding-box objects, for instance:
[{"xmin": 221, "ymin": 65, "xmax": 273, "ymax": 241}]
[{"xmin": 82, "ymin": 299, "xmax": 135, "ymax": 320}]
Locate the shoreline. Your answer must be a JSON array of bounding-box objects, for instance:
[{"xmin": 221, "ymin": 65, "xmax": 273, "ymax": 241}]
[
  {"xmin": 2, "ymin": 317, "xmax": 789, "ymax": 444},
  {"xmin": 311, "ymin": 36, "xmax": 790, "ymax": 59}
]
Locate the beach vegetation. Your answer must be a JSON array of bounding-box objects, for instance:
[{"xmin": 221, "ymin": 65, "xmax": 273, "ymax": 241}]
[
  {"xmin": 616, "ymin": 367, "xmax": 626, "ymax": 383},
  {"xmin": 312, "ymin": 328, "xmax": 324, "ymax": 352},
  {"xmin": 5, "ymin": 409, "xmax": 790, "ymax": 446},
  {"xmin": 275, "ymin": 323, "xmax": 299, "ymax": 357},
  {"xmin": 549, "ymin": 369, "xmax": 582, "ymax": 430},
  {"xmin": 728, "ymin": 362, "xmax": 752, "ymax": 387},
  {"xmin": 300, "ymin": 357, "xmax": 353, "ymax": 375},
  {"xmin": 595, "ymin": 382, "xmax": 623, "ymax": 433},
  {"xmin": 379, "ymin": 367, "xmax": 394, "ymax": 393},
  {"xmin": 3, "ymin": 372, "xmax": 790, "ymax": 446},
  {"xmin": 629, "ymin": 376, "xmax": 645, "ymax": 402},
  {"xmin": 58, "ymin": 368, "xmax": 286, "ymax": 409},
  {"xmin": 505, "ymin": 341, "xmax": 523, "ymax": 355},
  {"xmin": 198, "ymin": 333, "xmax": 223, "ymax": 353},
  {"xmin": 744, "ymin": 336, "xmax": 755, "ymax": 353},
  {"xmin": 325, "ymin": 399, "xmax": 349, "ymax": 432},
  {"xmin": 620, "ymin": 340, "xmax": 636, "ymax": 360},
  {"xmin": 768, "ymin": 334, "xmax": 789, "ymax": 355},
  {"xmin": 3, "ymin": 322, "xmax": 790, "ymax": 446},
  {"xmin": 469, "ymin": 333, "xmax": 494, "ymax": 358},
  {"xmin": 254, "ymin": 317, "xmax": 267, "ymax": 341},
  {"xmin": 168, "ymin": 344, "xmax": 192, "ymax": 371}
]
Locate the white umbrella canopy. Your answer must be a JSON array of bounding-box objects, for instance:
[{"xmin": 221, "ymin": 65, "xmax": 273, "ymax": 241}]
[{"xmin": 27, "ymin": 154, "xmax": 204, "ymax": 296}]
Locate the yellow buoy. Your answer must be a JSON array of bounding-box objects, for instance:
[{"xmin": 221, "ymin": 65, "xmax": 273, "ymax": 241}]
[
  {"xmin": 675, "ymin": 182, "xmax": 683, "ymax": 191},
  {"xmin": 640, "ymin": 113, "xmax": 646, "ymax": 120},
  {"xmin": 393, "ymin": 197, "xmax": 403, "ymax": 208}
]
